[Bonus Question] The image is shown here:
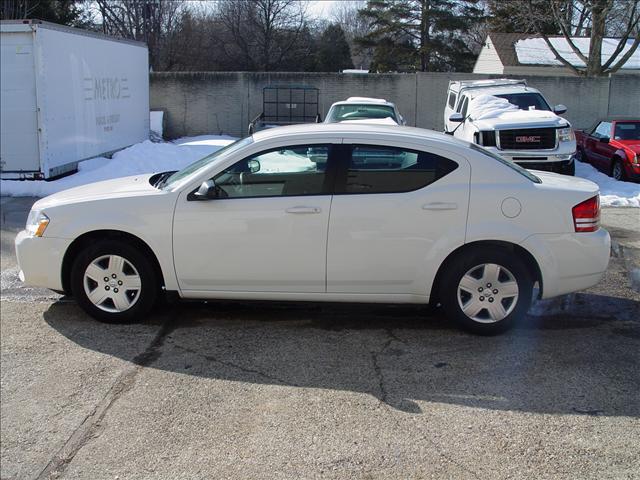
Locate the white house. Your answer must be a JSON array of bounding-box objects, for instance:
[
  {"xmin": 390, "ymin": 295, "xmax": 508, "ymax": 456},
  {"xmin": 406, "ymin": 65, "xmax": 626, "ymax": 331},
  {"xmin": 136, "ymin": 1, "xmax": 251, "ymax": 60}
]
[{"xmin": 473, "ymin": 32, "xmax": 640, "ymax": 76}]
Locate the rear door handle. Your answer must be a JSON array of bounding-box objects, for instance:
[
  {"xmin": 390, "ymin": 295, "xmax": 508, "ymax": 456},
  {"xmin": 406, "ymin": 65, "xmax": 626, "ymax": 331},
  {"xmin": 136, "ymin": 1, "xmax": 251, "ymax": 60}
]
[
  {"xmin": 285, "ymin": 206, "xmax": 322, "ymax": 214},
  {"xmin": 423, "ymin": 202, "xmax": 458, "ymax": 211}
]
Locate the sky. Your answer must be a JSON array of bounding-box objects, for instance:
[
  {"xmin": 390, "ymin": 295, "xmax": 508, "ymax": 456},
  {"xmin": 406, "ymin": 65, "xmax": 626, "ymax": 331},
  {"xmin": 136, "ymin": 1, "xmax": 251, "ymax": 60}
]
[{"xmin": 307, "ymin": 0, "xmax": 339, "ymax": 19}]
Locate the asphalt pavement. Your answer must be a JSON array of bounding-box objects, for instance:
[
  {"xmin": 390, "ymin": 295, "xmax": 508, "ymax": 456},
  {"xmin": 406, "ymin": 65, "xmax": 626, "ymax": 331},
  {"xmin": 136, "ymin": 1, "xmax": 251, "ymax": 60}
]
[{"xmin": 1, "ymin": 196, "xmax": 639, "ymax": 480}]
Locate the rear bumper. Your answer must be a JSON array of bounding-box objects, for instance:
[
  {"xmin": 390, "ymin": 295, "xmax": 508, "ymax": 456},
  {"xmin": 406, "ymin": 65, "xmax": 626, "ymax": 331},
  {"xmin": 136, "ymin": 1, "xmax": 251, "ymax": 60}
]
[
  {"xmin": 520, "ymin": 228, "xmax": 611, "ymax": 299},
  {"xmin": 15, "ymin": 231, "xmax": 69, "ymax": 292}
]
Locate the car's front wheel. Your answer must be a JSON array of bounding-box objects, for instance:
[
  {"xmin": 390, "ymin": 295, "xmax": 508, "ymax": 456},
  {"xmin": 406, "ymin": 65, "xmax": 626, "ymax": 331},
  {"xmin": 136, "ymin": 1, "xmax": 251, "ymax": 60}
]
[
  {"xmin": 611, "ymin": 158, "xmax": 626, "ymax": 181},
  {"xmin": 440, "ymin": 248, "xmax": 533, "ymax": 334},
  {"xmin": 70, "ymin": 240, "xmax": 158, "ymax": 322}
]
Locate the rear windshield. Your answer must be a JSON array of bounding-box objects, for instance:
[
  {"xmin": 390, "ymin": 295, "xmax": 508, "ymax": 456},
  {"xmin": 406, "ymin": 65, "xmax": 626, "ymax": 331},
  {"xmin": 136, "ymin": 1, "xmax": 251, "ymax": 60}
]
[
  {"xmin": 470, "ymin": 144, "xmax": 541, "ymax": 183},
  {"xmin": 327, "ymin": 104, "xmax": 396, "ymax": 122},
  {"xmin": 494, "ymin": 93, "xmax": 551, "ymax": 111},
  {"xmin": 614, "ymin": 122, "xmax": 640, "ymax": 140}
]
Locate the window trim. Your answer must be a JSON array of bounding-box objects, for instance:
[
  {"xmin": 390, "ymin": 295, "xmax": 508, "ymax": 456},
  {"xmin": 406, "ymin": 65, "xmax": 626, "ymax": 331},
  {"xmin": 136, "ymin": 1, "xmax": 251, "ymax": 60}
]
[
  {"xmin": 332, "ymin": 144, "xmax": 460, "ymax": 196},
  {"xmin": 189, "ymin": 143, "xmax": 340, "ymax": 200}
]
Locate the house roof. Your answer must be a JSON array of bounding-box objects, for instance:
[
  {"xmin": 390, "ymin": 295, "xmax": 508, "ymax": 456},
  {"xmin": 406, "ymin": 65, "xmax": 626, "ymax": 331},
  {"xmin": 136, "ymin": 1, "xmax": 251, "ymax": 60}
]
[{"xmin": 487, "ymin": 32, "xmax": 640, "ymax": 70}]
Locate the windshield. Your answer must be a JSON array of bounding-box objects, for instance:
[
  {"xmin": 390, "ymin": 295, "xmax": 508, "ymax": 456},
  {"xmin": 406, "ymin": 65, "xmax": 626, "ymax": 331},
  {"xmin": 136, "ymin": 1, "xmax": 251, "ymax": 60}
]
[
  {"xmin": 161, "ymin": 137, "xmax": 253, "ymax": 189},
  {"xmin": 469, "ymin": 144, "xmax": 541, "ymax": 183},
  {"xmin": 494, "ymin": 93, "xmax": 551, "ymax": 111},
  {"xmin": 614, "ymin": 122, "xmax": 640, "ymax": 140},
  {"xmin": 327, "ymin": 104, "xmax": 396, "ymax": 122}
]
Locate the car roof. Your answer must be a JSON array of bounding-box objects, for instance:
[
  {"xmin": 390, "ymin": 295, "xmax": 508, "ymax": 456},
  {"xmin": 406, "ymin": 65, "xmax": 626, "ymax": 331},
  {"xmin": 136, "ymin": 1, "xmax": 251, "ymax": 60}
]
[
  {"xmin": 330, "ymin": 97, "xmax": 395, "ymax": 108},
  {"xmin": 252, "ymin": 123, "xmax": 468, "ymax": 148},
  {"xmin": 463, "ymin": 86, "xmax": 542, "ymax": 98}
]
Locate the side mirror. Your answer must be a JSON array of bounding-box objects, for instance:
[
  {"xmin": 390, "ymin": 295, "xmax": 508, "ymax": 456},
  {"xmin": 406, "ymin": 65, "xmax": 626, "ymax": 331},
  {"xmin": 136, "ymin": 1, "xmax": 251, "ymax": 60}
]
[
  {"xmin": 449, "ymin": 113, "xmax": 464, "ymax": 123},
  {"xmin": 315, "ymin": 113, "xmax": 322, "ymax": 123},
  {"xmin": 553, "ymin": 104, "xmax": 567, "ymax": 115},
  {"xmin": 599, "ymin": 136, "xmax": 610, "ymax": 144},
  {"xmin": 247, "ymin": 159, "xmax": 260, "ymax": 173},
  {"xmin": 189, "ymin": 179, "xmax": 217, "ymax": 201}
]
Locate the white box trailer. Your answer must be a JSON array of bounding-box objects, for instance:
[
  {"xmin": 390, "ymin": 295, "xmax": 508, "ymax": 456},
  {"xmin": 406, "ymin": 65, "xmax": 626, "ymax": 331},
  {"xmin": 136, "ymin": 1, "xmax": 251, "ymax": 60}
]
[{"xmin": 0, "ymin": 20, "xmax": 149, "ymax": 179}]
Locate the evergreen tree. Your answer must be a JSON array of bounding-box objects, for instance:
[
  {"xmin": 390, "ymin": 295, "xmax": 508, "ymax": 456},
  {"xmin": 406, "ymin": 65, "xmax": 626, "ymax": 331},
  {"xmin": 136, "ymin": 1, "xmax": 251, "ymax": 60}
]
[
  {"xmin": 357, "ymin": 0, "xmax": 484, "ymax": 72},
  {"xmin": 0, "ymin": 0, "xmax": 89, "ymax": 27},
  {"xmin": 315, "ymin": 23, "xmax": 354, "ymax": 71}
]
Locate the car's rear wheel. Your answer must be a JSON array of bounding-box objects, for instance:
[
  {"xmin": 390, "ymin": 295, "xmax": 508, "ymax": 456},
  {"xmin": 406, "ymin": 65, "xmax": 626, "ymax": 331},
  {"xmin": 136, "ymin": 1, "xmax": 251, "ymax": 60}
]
[
  {"xmin": 440, "ymin": 248, "xmax": 533, "ymax": 334},
  {"xmin": 611, "ymin": 158, "xmax": 626, "ymax": 181},
  {"xmin": 71, "ymin": 240, "xmax": 158, "ymax": 322}
]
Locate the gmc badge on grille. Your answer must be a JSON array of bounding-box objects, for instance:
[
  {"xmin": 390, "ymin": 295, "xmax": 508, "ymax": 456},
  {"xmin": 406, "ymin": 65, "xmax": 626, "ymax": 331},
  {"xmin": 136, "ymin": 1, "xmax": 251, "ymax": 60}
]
[{"xmin": 515, "ymin": 135, "xmax": 541, "ymax": 143}]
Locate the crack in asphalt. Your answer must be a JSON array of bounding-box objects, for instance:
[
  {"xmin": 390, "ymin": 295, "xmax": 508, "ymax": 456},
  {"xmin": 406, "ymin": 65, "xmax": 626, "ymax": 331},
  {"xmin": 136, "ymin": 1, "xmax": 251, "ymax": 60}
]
[
  {"xmin": 368, "ymin": 328, "xmax": 483, "ymax": 480},
  {"xmin": 171, "ymin": 342, "xmax": 297, "ymax": 387},
  {"xmin": 34, "ymin": 317, "xmax": 177, "ymax": 480}
]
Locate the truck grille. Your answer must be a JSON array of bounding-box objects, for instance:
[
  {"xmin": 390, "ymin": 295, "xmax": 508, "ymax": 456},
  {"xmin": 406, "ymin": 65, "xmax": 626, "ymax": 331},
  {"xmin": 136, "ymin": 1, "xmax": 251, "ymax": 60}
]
[{"xmin": 498, "ymin": 128, "xmax": 557, "ymax": 150}]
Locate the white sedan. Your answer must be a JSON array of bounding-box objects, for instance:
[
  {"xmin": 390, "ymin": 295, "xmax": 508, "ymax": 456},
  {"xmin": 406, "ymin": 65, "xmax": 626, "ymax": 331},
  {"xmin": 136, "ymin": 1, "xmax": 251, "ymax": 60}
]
[{"xmin": 15, "ymin": 124, "xmax": 610, "ymax": 334}]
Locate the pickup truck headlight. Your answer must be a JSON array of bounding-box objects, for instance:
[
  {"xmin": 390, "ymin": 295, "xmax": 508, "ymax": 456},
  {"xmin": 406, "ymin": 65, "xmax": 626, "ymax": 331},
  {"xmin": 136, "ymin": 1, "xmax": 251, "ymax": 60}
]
[
  {"xmin": 558, "ymin": 127, "xmax": 575, "ymax": 142},
  {"xmin": 26, "ymin": 210, "xmax": 49, "ymax": 237}
]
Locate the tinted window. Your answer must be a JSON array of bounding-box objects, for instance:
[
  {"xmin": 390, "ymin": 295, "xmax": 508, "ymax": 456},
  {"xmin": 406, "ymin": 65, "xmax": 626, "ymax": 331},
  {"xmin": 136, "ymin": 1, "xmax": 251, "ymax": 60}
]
[
  {"xmin": 494, "ymin": 93, "xmax": 551, "ymax": 111},
  {"xmin": 327, "ymin": 104, "xmax": 397, "ymax": 122},
  {"xmin": 613, "ymin": 122, "xmax": 639, "ymax": 140},
  {"xmin": 593, "ymin": 121, "xmax": 612, "ymax": 139},
  {"xmin": 448, "ymin": 92, "xmax": 457, "ymax": 109},
  {"xmin": 213, "ymin": 145, "xmax": 331, "ymax": 198},
  {"xmin": 338, "ymin": 145, "xmax": 458, "ymax": 194},
  {"xmin": 459, "ymin": 96, "xmax": 469, "ymax": 117}
]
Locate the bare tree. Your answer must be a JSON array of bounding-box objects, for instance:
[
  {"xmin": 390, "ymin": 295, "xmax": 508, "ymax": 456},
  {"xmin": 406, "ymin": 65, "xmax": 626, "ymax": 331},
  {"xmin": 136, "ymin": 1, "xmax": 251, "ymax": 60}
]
[
  {"xmin": 330, "ymin": 0, "xmax": 373, "ymax": 69},
  {"xmin": 216, "ymin": 0, "xmax": 307, "ymax": 71},
  {"xmin": 90, "ymin": 0, "xmax": 185, "ymax": 70},
  {"xmin": 490, "ymin": 0, "xmax": 640, "ymax": 76}
]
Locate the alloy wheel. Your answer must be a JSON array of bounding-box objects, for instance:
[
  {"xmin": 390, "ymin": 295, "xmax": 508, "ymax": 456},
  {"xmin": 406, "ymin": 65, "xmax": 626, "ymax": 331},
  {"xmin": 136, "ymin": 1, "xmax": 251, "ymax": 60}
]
[
  {"xmin": 457, "ymin": 263, "xmax": 519, "ymax": 323},
  {"xmin": 83, "ymin": 254, "xmax": 142, "ymax": 313}
]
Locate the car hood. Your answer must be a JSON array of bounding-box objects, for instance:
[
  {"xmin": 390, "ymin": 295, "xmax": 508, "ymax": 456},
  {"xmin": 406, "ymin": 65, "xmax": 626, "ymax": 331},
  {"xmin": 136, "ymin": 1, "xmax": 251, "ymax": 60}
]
[
  {"xmin": 34, "ymin": 174, "xmax": 159, "ymax": 209},
  {"xmin": 472, "ymin": 110, "xmax": 568, "ymax": 131}
]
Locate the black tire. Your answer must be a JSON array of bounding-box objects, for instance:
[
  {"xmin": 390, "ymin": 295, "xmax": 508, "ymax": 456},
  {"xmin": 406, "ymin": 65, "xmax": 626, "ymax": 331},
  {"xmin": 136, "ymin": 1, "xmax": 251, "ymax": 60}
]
[
  {"xmin": 70, "ymin": 240, "xmax": 158, "ymax": 323},
  {"xmin": 575, "ymin": 148, "xmax": 586, "ymax": 163},
  {"xmin": 562, "ymin": 159, "xmax": 575, "ymax": 176},
  {"xmin": 439, "ymin": 248, "xmax": 533, "ymax": 335},
  {"xmin": 611, "ymin": 158, "xmax": 626, "ymax": 181}
]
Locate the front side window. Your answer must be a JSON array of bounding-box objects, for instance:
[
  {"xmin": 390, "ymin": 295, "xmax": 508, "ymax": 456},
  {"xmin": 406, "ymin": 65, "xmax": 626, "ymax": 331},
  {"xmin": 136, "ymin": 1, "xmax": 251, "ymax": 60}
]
[
  {"xmin": 459, "ymin": 96, "xmax": 469, "ymax": 117},
  {"xmin": 593, "ymin": 121, "xmax": 612, "ymax": 139},
  {"xmin": 337, "ymin": 145, "xmax": 458, "ymax": 194},
  {"xmin": 212, "ymin": 145, "xmax": 331, "ymax": 198}
]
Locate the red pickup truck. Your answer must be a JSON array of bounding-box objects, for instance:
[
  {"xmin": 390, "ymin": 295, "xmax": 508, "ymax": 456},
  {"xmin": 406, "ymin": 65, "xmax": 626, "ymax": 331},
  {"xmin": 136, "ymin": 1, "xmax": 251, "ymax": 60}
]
[{"xmin": 575, "ymin": 119, "xmax": 640, "ymax": 182}]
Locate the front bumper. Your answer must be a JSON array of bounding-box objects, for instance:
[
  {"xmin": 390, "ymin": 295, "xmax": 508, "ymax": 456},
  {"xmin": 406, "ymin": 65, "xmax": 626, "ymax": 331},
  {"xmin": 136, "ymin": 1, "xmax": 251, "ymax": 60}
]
[
  {"xmin": 520, "ymin": 228, "xmax": 611, "ymax": 299},
  {"xmin": 484, "ymin": 145, "xmax": 576, "ymax": 171},
  {"xmin": 15, "ymin": 231, "xmax": 70, "ymax": 292}
]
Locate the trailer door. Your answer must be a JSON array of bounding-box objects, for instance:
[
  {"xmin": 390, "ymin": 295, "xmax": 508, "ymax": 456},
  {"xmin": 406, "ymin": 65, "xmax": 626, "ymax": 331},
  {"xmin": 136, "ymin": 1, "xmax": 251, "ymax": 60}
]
[{"xmin": 0, "ymin": 30, "xmax": 40, "ymax": 173}]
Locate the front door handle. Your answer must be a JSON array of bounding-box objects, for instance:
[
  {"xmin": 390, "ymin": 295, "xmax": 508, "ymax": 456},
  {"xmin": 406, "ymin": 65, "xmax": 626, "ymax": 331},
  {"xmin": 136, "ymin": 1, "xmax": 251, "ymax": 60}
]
[
  {"xmin": 285, "ymin": 206, "xmax": 322, "ymax": 214},
  {"xmin": 423, "ymin": 202, "xmax": 458, "ymax": 211}
]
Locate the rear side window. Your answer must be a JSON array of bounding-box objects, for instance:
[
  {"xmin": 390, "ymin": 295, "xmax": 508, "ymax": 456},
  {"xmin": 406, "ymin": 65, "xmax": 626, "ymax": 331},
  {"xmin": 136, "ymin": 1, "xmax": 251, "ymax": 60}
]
[
  {"xmin": 337, "ymin": 145, "xmax": 458, "ymax": 194},
  {"xmin": 448, "ymin": 92, "xmax": 457, "ymax": 109}
]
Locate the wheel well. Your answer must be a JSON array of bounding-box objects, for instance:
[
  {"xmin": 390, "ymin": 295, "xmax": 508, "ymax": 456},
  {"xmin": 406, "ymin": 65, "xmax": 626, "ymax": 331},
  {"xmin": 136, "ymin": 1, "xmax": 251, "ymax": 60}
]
[
  {"xmin": 429, "ymin": 240, "xmax": 543, "ymax": 304},
  {"xmin": 61, "ymin": 230, "xmax": 165, "ymax": 295}
]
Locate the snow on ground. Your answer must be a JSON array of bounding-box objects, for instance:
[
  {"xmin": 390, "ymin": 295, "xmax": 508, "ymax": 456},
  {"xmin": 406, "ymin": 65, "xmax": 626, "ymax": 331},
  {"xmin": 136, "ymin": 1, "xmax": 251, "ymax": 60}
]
[
  {"xmin": 575, "ymin": 161, "xmax": 640, "ymax": 207},
  {"xmin": 0, "ymin": 135, "xmax": 236, "ymax": 198},
  {"xmin": 515, "ymin": 37, "xmax": 640, "ymax": 69}
]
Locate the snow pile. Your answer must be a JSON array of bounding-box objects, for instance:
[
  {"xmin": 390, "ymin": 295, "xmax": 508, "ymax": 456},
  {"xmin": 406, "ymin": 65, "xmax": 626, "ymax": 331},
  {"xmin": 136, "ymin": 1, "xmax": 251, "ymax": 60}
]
[
  {"xmin": 257, "ymin": 151, "xmax": 315, "ymax": 173},
  {"xmin": 469, "ymin": 95, "xmax": 519, "ymax": 120},
  {"xmin": 575, "ymin": 161, "xmax": 640, "ymax": 207},
  {"xmin": 341, "ymin": 117, "xmax": 398, "ymax": 126},
  {"xmin": 0, "ymin": 135, "xmax": 236, "ymax": 197},
  {"xmin": 515, "ymin": 37, "xmax": 640, "ymax": 69}
]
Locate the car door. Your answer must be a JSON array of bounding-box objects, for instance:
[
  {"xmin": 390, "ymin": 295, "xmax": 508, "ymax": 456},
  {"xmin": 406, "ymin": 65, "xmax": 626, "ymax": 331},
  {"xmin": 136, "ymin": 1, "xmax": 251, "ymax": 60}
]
[
  {"xmin": 172, "ymin": 143, "xmax": 337, "ymax": 294},
  {"xmin": 326, "ymin": 142, "xmax": 470, "ymax": 297},
  {"xmin": 589, "ymin": 121, "xmax": 612, "ymax": 169}
]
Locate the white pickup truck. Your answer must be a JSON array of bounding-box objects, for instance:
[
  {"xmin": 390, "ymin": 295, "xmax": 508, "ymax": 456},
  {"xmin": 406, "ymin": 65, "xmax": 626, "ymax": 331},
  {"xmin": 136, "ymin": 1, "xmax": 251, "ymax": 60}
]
[{"xmin": 444, "ymin": 79, "xmax": 576, "ymax": 175}]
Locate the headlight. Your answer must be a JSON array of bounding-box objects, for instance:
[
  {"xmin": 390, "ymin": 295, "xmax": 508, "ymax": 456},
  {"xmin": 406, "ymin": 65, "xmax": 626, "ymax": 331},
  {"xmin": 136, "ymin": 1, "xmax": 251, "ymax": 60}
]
[
  {"xmin": 26, "ymin": 210, "xmax": 49, "ymax": 237},
  {"xmin": 558, "ymin": 127, "xmax": 575, "ymax": 142}
]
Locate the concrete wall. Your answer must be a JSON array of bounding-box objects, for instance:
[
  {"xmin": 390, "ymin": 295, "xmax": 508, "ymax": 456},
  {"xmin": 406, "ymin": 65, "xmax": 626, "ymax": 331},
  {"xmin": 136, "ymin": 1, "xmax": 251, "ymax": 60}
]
[{"xmin": 150, "ymin": 71, "xmax": 640, "ymax": 138}]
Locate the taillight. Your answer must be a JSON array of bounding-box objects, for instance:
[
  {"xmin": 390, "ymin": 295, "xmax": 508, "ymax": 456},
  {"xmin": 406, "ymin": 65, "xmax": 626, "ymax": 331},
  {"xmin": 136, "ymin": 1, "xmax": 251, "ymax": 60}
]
[{"xmin": 572, "ymin": 196, "xmax": 600, "ymax": 232}]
